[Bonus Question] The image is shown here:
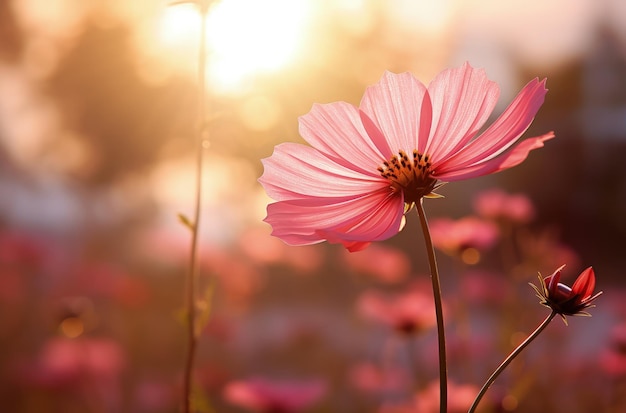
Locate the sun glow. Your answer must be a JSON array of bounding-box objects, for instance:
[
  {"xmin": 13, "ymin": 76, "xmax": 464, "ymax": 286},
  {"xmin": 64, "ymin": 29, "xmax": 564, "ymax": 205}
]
[{"xmin": 156, "ymin": 0, "xmax": 311, "ymax": 93}]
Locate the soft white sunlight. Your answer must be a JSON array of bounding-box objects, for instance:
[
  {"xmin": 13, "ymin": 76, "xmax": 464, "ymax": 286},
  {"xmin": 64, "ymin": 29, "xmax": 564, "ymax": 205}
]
[
  {"xmin": 155, "ymin": 0, "xmax": 312, "ymax": 93},
  {"xmin": 156, "ymin": 3, "xmax": 201, "ymax": 48}
]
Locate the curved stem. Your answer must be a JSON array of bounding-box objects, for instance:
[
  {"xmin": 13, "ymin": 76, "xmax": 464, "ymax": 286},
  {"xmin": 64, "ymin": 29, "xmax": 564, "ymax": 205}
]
[
  {"xmin": 182, "ymin": 2, "xmax": 209, "ymax": 413},
  {"xmin": 415, "ymin": 200, "xmax": 447, "ymax": 413},
  {"xmin": 468, "ymin": 310, "xmax": 556, "ymax": 413}
]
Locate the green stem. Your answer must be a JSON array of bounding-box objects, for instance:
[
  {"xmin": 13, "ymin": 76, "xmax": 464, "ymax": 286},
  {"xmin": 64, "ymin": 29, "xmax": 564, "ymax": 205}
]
[
  {"xmin": 182, "ymin": 2, "xmax": 209, "ymax": 413},
  {"xmin": 416, "ymin": 200, "xmax": 447, "ymax": 413},
  {"xmin": 468, "ymin": 310, "xmax": 556, "ymax": 413}
]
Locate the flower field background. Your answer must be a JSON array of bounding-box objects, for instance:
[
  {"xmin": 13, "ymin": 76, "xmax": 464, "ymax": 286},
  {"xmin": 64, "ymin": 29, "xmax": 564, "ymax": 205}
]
[{"xmin": 1, "ymin": 1, "xmax": 626, "ymax": 412}]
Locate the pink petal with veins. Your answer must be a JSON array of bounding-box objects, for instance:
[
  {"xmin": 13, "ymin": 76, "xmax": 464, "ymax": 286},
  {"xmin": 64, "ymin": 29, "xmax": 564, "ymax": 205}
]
[
  {"xmin": 435, "ymin": 78, "xmax": 548, "ymax": 172},
  {"xmin": 360, "ymin": 71, "xmax": 431, "ymax": 154},
  {"xmin": 299, "ymin": 102, "xmax": 389, "ymax": 176},
  {"xmin": 425, "ymin": 62, "xmax": 500, "ymax": 161},
  {"xmin": 260, "ymin": 143, "xmax": 384, "ymax": 201},
  {"xmin": 264, "ymin": 189, "xmax": 404, "ymax": 246}
]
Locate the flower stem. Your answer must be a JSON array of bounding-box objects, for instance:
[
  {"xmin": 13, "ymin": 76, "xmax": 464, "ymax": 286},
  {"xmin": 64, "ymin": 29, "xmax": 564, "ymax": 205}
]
[
  {"xmin": 416, "ymin": 200, "xmax": 447, "ymax": 413},
  {"xmin": 182, "ymin": 2, "xmax": 209, "ymax": 413},
  {"xmin": 468, "ymin": 310, "xmax": 557, "ymax": 413}
]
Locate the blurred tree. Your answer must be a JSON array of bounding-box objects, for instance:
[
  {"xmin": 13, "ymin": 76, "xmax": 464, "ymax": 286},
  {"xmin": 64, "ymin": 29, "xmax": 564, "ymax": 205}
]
[
  {"xmin": 0, "ymin": 1, "xmax": 23, "ymax": 62},
  {"xmin": 45, "ymin": 23, "xmax": 196, "ymax": 186}
]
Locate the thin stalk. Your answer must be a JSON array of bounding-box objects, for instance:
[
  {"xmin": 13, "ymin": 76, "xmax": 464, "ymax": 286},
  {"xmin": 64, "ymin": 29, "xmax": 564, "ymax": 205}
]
[
  {"xmin": 182, "ymin": 2, "xmax": 209, "ymax": 413},
  {"xmin": 468, "ymin": 310, "xmax": 556, "ymax": 413},
  {"xmin": 415, "ymin": 200, "xmax": 447, "ymax": 413}
]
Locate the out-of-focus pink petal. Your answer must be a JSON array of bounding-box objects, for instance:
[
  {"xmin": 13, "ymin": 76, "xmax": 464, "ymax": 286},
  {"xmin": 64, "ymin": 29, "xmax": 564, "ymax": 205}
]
[
  {"xmin": 473, "ymin": 189, "xmax": 535, "ymax": 223},
  {"xmin": 435, "ymin": 78, "xmax": 548, "ymax": 171},
  {"xmin": 259, "ymin": 143, "xmax": 385, "ymax": 201},
  {"xmin": 360, "ymin": 71, "xmax": 431, "ymax": 154},
  {"xmin": 425, "ymin": 63, "xmax": 500, "ymax": 161},
  {"xmin": 429, "ymin": 217, "xmax": 499, "ymax": 252},
  {"xmin": 223, "ymin": 381, "xmax": 262, "ymax": 410},
  {"xmin": 224, "ymin": 378, "xmax": 326, "ymax": 412},
  {"xmin": 265, "ymin": 189, "xmax": 404, "ymax": 247},
  {"xmin": 299, "ymin": 102, "xmax": 388, "ymax": 176},
  {"xmin": 434, "ymin": 132, "xmax": 554, "ymax": 181},
  {"xmin": 356, "ymin": 286, "xmax": 436, "ymax": 334}
]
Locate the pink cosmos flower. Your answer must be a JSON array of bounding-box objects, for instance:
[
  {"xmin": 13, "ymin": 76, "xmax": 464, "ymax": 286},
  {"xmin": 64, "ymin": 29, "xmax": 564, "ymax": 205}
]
[
  {"xmin": 260, "ymin": 63, "xmax": 554, "ymax": 251},
  {"xmin": 18, "ymin": 337, "xmax": 125, "ymax": 390}
]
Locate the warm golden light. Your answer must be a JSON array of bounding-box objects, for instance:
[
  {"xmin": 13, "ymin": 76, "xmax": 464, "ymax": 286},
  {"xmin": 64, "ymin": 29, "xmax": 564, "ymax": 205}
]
[
  {"xmin": 59, "ymin": 316, "xmax": 84, "ymax": 338},
  {"xmin": 207, "ymin": 0, "xmax": 311, "ymax": 92},
  {"xmin": 461, "ymin": 247, "xmax": 481, "ymax": 265},
  {"xmin": 502, "ymin": 394, "xmax": 519, "ymax": 411},
  {"xmin": 156, "ymin": 3, "xmax": 201, "ymax": 48},
  {"xmin": 155, "ymin": 0, "xmax": 311, "ymax": 93}
]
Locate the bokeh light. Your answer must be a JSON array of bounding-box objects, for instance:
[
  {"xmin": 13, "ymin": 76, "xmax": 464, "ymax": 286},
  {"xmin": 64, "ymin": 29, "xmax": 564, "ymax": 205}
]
[
  {"xmin": 154, "ymin": 0, "xmax": 312, "ymax": 93},
  {"xmin": 206, "ymin": 0, "xmax": 311, "ymax": 91}
]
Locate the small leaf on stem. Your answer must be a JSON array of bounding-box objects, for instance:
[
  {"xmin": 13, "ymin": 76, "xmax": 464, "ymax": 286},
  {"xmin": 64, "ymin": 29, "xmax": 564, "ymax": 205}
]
[{"xmin": 178, "ymin": 213, "xmax": 196, "ymax": 231}]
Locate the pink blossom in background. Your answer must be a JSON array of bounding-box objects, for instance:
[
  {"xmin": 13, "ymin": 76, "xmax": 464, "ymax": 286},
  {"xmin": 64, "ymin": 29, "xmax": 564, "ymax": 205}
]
[
  {"xmin": 260, "ymin": 63, "xmax": 553, "ymax": 251},
  {"xmin": 223, "ymin": 377, "xmax": 327, "ymax": 413},
  {"xmin": 17, "ymin": 337, "xmax": 125, "ymax": 395},
  {"xmin": 473, "ymin": 189, "xmax": 536, "ymax": 223},
  {"xmin": 342, "ymin": 244, "xmax": 411, "ymax": 283},
  {"xmin": 412, "ymin": 381, "xmax": 483, "ymax": 413},
  {"xmin": 428, "ymin": 217, "xmax": 499, "ymax": 254},
  {"xmin": 356, "ymin": 283, "xmax": 436, "ymax": 335},
  {"xmin": 379, "ymin": 381, "xmax": 484, "ymax": 413}
]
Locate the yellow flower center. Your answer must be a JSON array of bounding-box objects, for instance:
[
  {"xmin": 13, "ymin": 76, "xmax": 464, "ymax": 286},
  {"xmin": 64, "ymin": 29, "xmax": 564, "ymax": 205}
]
[{"xmin": 378, "ymin": 150, "xmax": 438, "ymax": 205}]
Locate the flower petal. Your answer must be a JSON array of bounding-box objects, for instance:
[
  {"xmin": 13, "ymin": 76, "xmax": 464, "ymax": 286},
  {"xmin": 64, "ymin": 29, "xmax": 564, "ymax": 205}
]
[
  {"xmin": 435, "ymin": 78, "xmax": 548, "ymax": 172},
  {"xmin": 299, "ymin": 102, "xmax": 389, "ymax": 176},
  {"xmin": 572, "ymin": 267, "xmax": 596, "ymax": 300},
  {"xmin": 425, "ymin": 62, "xmax": 500, "ymax": 161},
  {"xmin": 264, "ymin": 189, "xmax": 404, "ymax": 249},
  {"xmin": 434, "ymin": 132, "xmax": 554, "ymax": 181},
  {"xmin": 360, "ymin": 71, "xmax": 431, "ymax": 154},
  {"xmin": 260, "ymin": 143, "xmax": 386, "ymax": 201}
]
